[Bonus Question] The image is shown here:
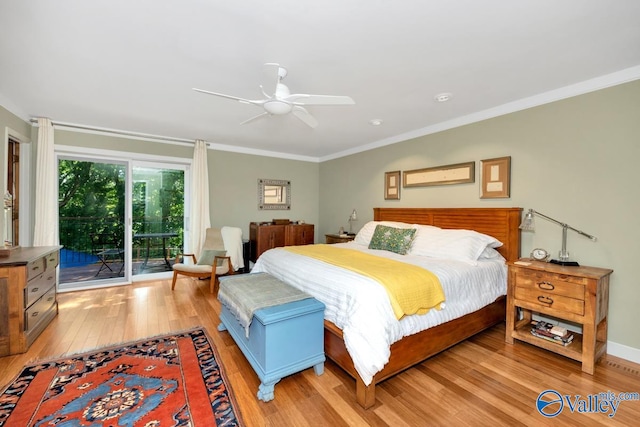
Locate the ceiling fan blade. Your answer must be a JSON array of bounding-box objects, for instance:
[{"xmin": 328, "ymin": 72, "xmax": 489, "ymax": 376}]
[
  {"xmin": 292, "ymin": 106, "xmax": 318, "ymax": 128},
  {"xmin": 240, "ymin": 112, "xmax": 269, "ymax": 125},
  {"xmin": 192, "ymin": 88, "xmax": 264, "ymax": 106},
  {"xmin": 285, "ymin": 94, "xmax": 355, "ymax": 105}
]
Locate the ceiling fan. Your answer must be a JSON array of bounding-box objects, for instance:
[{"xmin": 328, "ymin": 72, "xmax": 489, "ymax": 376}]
[{"xmin": 193, "ymin": 63, "xmax": 355, "ymax": 128}]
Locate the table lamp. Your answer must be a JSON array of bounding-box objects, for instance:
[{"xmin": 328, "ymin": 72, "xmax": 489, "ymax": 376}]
[
  {"xmin": 348, "ymin": 209, "xmax": 357, "ymax": 234},
  {"xmin": 519, "ymin": 208, "xmax": 597, "ymax": 266}
]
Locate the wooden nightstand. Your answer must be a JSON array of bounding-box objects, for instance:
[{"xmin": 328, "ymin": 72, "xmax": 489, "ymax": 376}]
[
  {"xmin": 325, "ymin": 233, "xmax": 355, "ymax": 244},
  {"xmin": 505, "ymin": 260, "xmax": 613, "ymax": 374}
]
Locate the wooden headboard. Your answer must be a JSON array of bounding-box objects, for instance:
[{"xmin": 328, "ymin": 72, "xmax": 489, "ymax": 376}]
[{"xmin": 373, "ymin": 207, "xmax": 522, "ymax": 262}]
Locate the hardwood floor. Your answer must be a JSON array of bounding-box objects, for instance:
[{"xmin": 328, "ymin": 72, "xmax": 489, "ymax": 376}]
[{"xmin": 1, "ymin": 278, "xmax": 638, "ymax": 426}]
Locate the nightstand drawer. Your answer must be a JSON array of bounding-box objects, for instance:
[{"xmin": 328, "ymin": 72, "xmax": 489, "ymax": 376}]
[
  {"xmin": 517, "ymin": 267, "xmax": 589, "ymax": 284},
  {"xmin": 513, "ymin": 272, "xmax": 584, "ymax": 300},
  {"xmin": 514, "ymin": 286, "xmax": 584, "ymax": 316}
]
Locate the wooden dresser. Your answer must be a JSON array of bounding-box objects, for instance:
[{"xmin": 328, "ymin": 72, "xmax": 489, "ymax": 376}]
[
  {"xmin": 0, "ymin": 246, "xmax": 61, "ymax": 356},
  {"xmin": 249, "ymin": 223, "xmax": 314, "ymax": 262}
]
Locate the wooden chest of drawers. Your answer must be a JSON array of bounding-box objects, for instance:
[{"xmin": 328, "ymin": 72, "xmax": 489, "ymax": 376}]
[
  {"xmin": 0, "ymin": 246, "xmax": 61, "ymax": 356},
  {"xmin": 249, "ymin": 223, "xmax": 314, "ymax": 262},
  {"xmin": 505, "ymin": 260, "xmax": 613, "ymax": 374}
]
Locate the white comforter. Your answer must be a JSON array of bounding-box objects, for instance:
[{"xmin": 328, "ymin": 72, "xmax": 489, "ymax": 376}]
[{"xmin": 251, "ymin": 242, "xmax": 507, "ymax": 386}]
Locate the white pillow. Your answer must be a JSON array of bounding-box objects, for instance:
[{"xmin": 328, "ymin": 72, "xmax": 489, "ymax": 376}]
[
  {"xmin": 353, "ymin": 221, "xmax": 414, "ymax": 246},
  {"xmin": 408, "ymin": 228, "xmax": 503, "ymax": 261}
]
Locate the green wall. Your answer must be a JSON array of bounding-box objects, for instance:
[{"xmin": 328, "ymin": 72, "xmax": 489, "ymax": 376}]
[
  {"xmin": 319, "ymin": 80, "xmax": 640, "ymax": 353},
  {"xmin": 209, "ymin": 151, "xmax": 319, "ymax": 238}
]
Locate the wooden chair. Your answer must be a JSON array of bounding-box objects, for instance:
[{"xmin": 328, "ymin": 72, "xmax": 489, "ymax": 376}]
[{"xmin": 171, "ymin": 228, "xmax": 234, "ymax": 294}]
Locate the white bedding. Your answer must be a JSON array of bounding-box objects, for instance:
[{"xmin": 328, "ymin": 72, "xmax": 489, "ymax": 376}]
[{"xmin": 251, "ymin": 241, "xmax": 507, "ymax": 386}]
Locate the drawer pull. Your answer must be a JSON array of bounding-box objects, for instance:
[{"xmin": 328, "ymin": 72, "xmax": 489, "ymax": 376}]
[
  {"xmin": 537, "ymin": 281, "xmax": 555, "ymax": 291},
  {"xmin": 31, "ymin": 287, "xmax": 39, "ymax": 293},
  {"xmin": 31, "ymin": 266, "xmax": 40, "ymax": 272},
  {"xmin": 537, "ymin": 296, "xmax": 554, "ymax": 305},
  {"xmin": 31, "ymin": 311, "xmax": 39, "ymax": 317}
]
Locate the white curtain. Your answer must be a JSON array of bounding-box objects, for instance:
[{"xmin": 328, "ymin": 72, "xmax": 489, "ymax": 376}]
[
  {"xmin": 33, "ymin": 118, "xmax": 59, "ymax": 246},
  {"xmin": 189, "ymin": 139, "xmax": 211, "ymax": 255}
]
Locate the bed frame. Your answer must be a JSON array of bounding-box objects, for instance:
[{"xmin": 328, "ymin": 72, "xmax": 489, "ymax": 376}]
[{"xmin": 323, "ymin": 207, "xmax": 522, "ymax": 408}]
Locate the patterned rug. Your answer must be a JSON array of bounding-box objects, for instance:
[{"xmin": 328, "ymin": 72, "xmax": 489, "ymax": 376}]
[{"xmin": 0, "ymin": 327, "xmax": 243, "ymax": 426}]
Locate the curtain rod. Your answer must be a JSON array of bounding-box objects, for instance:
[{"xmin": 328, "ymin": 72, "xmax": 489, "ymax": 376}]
[{"xmin": 29, "ymin": 118, "xmax": 198, "ymax": 145}]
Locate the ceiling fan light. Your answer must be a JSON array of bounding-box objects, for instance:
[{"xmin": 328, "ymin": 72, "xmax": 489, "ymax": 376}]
[{"xmin": 264, "ymin": 100, "xmax": 292, "ymax": 115}]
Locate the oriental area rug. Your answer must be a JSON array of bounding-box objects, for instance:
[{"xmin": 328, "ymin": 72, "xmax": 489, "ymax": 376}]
[{"xmin": 0, "ymin": 327, "xmax": 243, "ymax": 426}]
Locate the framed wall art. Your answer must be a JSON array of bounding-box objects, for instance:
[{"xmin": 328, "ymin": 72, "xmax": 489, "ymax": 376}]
[
  {"xmin": 403, "ymin": 161, "xmax": 475, "ymax": 187},
  {"xmin": 384, "ymin": 170, "xmax": 401, "ymax": 200},
  {"xmin": 480, "ymin": 156, "xmax": 511, "ymax": 199}
]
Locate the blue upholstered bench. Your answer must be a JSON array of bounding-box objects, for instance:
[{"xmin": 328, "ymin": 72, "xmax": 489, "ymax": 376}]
[{"xmin": 217, "ymin": 273, "xmax": 325, "ymax": 402}]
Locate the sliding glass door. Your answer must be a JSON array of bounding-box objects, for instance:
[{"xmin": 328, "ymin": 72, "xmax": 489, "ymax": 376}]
[
  {"xmin": 131, "ymin": 163, "xmax": 185, "ymax": 277},
  {"xmin": 58, "ymin": 158, "xmax": 127, "ymax": 287},
  {"xmin": 58, "ymin": 154, "xmax": 187, "ymax": 289}
]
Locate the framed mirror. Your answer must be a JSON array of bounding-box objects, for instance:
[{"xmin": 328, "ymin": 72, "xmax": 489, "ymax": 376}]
[{"xmin": 258, "ymin": 179, "xmax": 291, "ymax": 210}]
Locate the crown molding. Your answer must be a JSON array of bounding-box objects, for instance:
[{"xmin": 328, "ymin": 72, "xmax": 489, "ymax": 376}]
[{"xmin": 320, "ymin": 65, "xmax": 640, "ymax": 162}]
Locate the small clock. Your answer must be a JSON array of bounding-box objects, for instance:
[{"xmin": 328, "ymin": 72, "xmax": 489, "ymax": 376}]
[{"xmin": 530, "ymin": 248, "xmax": 550, "ymax": 262}]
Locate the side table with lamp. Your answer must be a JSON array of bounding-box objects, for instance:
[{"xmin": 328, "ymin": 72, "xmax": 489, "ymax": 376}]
[
  {"xmin": 505, "ymin": 208, "xmax": 613, "ymax": 374},
  {"xmin": 326, "ymin": 209, "xmax": 358, "ymax": 244}
]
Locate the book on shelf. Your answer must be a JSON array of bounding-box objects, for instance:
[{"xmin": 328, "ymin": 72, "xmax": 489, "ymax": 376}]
[
  {"xmin": 550, "ymin": 325, "xmax": 568, "ymax": 337},
  {"xmin": 530, "ymin": 321, "xmax": 574, "ymax": 345},
  {"xmin": 530, "ymin": 329, "xmax": 574, "ymax": 346}
]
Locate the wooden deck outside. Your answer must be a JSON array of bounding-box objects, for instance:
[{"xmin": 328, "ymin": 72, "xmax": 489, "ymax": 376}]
[{"xmin": 59, "ymin": 258, "xmax": 174, "ymax": 284}]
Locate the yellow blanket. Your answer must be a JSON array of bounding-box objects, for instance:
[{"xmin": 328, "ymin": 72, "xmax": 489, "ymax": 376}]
[{"xmin": 283, "ymin": 245, "xmax": 445, "ymax": 319}]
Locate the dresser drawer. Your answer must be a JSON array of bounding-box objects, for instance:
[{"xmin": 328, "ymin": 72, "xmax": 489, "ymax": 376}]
[
  {"xmin": 25, "ymin": 271, "xmax": 57, "ymax": 308},
  {"xmin": 26, "ymin": 257, "xmax": 46, "ymax": 282},
  {"xmin": 45, "ymin": 250, "xmax": 59, "ymax": 269},
  {"xmin": 513, "ymin": 270, "xmax": 585, "ymax": 300},
  {"xmin": 514, "ymin": 286, "xmax": 584, "ymax": 316},
  {"xmin": 25, "ymin": 286, "xmax": 57, "ymax": 332}
]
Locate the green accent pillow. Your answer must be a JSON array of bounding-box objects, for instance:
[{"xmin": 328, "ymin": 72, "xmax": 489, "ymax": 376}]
[
  {"xmin": 368, "ymin": 225, "xmax": 416, "ymax": 255},
  {"xmin": 197, "ymin": 249, "xmax": 227, "ymax": 266}
]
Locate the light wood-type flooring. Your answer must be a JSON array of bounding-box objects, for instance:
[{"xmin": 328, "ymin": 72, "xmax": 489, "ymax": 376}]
[{"xmin": 1, "ymin": 278, "xmax": 638, "ymax": 426}]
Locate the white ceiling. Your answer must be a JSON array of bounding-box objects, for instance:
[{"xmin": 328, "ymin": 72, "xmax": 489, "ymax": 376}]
[{"xmin": 1, "ymin": 1, "xmax": 639, "ymax": 161}]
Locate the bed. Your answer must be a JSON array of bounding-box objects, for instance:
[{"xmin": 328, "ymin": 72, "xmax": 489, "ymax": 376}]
[{"xmin": 252, "ymin": 207, "xmax": 522, "ymax": 408}]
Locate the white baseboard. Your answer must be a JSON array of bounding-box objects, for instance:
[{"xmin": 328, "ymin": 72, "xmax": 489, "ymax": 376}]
[{"xmin": 607, "ymin": 341, "xmax": 640, "ymax": 365}]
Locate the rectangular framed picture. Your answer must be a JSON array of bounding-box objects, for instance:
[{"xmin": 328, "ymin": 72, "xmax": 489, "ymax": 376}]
[
  {"xmin": 384, "ymin": 170, "xmax": 401, "ymax": 200},
  {"xmin": 403, "ymin": 161, "xmax": 475, "ymax": 187},
  {"xmin": 480, "ymin": 156, "xmax": 511, "ymax": 199}
]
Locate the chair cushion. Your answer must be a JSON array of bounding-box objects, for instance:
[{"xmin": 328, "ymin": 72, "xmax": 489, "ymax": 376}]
[
  {"xmin": 197, "ymin": 249, "xmax": 227, "ymax": 266},
  {"xmin": 172, "ymin": 262, "xmax": 230, "ymax": 275}
]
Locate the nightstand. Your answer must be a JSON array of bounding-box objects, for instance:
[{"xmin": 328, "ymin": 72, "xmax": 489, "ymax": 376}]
[
  {"xmin": 505, "ymin": 260, "xmax": 613, "ymax": 374},
  {"xmin": 325, "ymin": 233, "xmax": 355, "ymax": 244}
]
